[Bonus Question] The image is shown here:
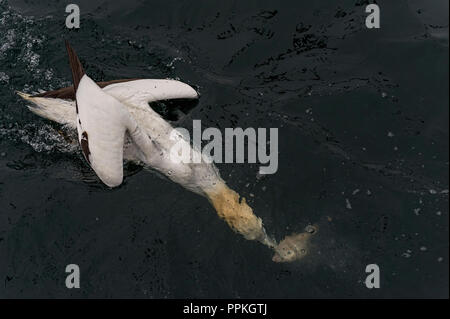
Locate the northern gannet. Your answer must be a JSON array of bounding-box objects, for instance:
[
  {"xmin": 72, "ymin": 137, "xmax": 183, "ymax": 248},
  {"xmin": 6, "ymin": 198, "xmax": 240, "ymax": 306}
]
[{"xmin": 17, "ymin": 41, "xmax": 315, "ymax": 262}]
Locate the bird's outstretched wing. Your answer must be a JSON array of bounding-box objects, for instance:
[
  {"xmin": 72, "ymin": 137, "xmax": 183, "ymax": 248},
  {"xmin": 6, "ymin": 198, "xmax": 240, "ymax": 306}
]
[
  {"xmin": 66, "ymin": 41, "xmax": 156, "ymax": 187},
  {"xmin": 76, "ymin": 75, "xmax": 149, "ymax": 187},
  {"xmin": 30, "ymin": 78, "xmax": 141, "ymax": 100},
  {"xmin": 102, "ymin": 79, "xmax": 198, "ymax": 109}
]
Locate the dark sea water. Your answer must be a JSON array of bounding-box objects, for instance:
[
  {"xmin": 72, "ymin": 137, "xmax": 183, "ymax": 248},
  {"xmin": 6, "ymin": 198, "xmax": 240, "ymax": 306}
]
[{"xmin": 0, "ymin": 0, "xmax": 448, "ymax": 298}]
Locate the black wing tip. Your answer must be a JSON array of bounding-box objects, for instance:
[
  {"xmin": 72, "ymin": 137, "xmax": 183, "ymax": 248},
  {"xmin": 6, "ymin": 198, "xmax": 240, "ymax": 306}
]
[{"xmin": 65, "ymin": 40, "xmax": 85, "ymax": 93}]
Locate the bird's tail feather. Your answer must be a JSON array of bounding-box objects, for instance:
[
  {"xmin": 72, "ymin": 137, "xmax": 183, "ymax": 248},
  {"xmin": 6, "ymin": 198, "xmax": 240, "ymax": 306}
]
[{"xmin": 17, "ymin": 91, "xmax": 77, "ymax": 128}]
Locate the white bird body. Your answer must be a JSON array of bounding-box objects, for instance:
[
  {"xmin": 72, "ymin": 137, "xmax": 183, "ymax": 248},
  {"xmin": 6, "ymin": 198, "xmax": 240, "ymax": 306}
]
[
  {"xmin": 17, "ymin": 42, "xmax": 313, "ymax": 262},
  {"xmin": 20, "ymin": 77, "xmax": 222, "ymax": 195}
]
